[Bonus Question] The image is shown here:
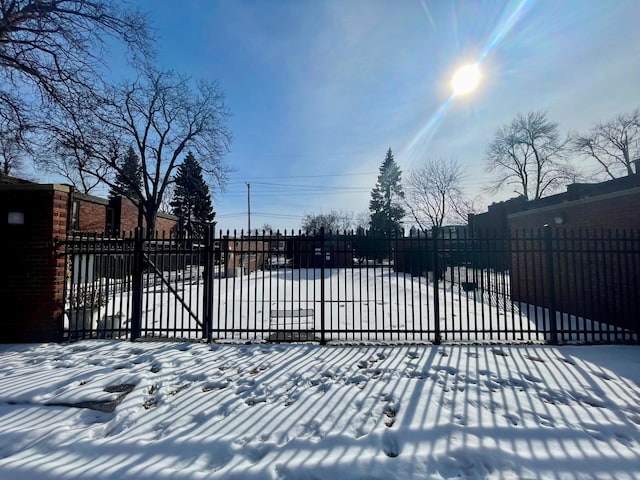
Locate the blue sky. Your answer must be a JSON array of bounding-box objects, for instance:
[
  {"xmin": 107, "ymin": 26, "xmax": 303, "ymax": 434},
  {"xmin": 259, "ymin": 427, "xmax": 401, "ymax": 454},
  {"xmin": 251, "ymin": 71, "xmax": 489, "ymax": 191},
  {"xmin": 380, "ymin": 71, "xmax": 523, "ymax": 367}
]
[{"xmin": 110, "ymin": 1, "xmax": 640, "ymax": 231}]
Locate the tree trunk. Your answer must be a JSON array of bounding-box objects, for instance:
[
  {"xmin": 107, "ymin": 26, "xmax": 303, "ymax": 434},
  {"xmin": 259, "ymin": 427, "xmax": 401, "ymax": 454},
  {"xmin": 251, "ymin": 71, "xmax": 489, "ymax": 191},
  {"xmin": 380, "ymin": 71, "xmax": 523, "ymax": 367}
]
[{"xmin": 143, "ymin": 201, "xmax": 157, "ymax": 238}]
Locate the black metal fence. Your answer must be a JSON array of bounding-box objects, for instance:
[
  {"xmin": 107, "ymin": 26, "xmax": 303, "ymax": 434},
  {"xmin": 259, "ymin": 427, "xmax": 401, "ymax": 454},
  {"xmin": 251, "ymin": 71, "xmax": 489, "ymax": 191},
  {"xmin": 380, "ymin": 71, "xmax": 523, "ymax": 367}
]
[{"xmin": 62, "ymin": 226, "xmax": 640, "ymax": 344}]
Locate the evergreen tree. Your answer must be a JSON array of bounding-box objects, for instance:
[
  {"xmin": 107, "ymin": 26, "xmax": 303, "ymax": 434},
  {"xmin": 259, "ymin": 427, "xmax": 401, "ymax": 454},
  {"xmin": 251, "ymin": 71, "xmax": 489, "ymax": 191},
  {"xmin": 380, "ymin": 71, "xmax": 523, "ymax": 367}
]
[
  {"xmin": 170, "ymin": 152, "xmax": 215, "ymax": 237},
  {"xmin": 110, "ymin": 146, "xmax": 143, "ymax": 203},
  {"xmin": 369, "ymin": 148, "xmax": 406, "ymax": 233}
]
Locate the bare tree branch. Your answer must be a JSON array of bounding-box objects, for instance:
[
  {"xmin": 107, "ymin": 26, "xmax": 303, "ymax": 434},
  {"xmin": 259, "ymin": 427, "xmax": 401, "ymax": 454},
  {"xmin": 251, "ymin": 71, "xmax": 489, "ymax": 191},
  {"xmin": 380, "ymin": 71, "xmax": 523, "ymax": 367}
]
[
  {"xmin": 301, "ymin": 210, "xmax": 360, "ymax": 234},
  {"xmin": 41, "ymin": 67, "xmax": 231, "ymax": 233},
  {"xmin": 485, "ymin": 111, "xmax": 576, "ymax": 200},
  {"xmin": 573, "ymin": 108, "xmax": 640, "ymax": 179},
  {"xmin": 0, "ymin": 0, "xmax": 152, "ymax": 133},
  {"xmin": 405, "ymin": 158, "xmax": 467, "ymax": 232}
]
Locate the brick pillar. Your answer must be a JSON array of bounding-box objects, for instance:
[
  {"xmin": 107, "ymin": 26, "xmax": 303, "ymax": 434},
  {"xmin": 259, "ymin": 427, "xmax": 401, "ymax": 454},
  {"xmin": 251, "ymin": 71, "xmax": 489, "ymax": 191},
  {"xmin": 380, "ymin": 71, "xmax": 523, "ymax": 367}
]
[{"xmin": 0, "ymin": 184, "xmax": 71, "ymax": 342}]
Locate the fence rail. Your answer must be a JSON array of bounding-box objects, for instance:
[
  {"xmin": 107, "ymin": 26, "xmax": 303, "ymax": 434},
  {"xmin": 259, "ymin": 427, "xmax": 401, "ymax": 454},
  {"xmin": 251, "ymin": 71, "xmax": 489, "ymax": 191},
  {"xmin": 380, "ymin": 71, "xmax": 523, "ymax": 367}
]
[{"xmin": 62, "ymin": 226, "xmax": 640, "ymax": 345}]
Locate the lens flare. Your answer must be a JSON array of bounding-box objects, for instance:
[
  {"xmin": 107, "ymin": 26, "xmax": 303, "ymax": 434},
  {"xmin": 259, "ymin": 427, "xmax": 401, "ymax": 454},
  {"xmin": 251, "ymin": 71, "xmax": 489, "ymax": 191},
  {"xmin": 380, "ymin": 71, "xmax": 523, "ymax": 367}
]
[
  {"xmin": 407, "ymin": 0, "xmax": 533, "ymax": 155},
  {"xmin": 451, "ymin": 64, "xmax": 480, "ymax": 95}
]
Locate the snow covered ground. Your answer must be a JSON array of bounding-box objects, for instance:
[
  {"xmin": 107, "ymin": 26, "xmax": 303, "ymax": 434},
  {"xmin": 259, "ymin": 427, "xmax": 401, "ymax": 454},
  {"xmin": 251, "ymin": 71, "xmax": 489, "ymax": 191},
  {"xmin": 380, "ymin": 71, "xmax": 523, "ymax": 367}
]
[
  {"xmin": 1, "ymin": 341, "xmax": 639, "ymax": 479},
  {"xmin": 85, "ymin": 267, "xmax": 635, "ymax": 344}
]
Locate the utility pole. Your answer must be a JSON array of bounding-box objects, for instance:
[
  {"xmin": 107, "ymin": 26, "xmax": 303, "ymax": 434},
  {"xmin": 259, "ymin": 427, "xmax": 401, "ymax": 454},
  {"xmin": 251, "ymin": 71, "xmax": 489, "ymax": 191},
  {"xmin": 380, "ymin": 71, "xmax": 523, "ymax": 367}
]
[{"xmin": 246, "ymin": 182, "xmax": 251, "ymax": 234}]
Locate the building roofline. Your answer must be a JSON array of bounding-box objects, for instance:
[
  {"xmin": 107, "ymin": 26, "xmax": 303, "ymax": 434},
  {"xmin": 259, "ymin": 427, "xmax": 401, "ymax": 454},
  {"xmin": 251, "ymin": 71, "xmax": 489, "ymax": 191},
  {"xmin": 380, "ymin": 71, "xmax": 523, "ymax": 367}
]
[
  {"xmin": 74, "ymin": 191, "xmax": 111, "ymax": 205},
  {"xmin": 507, "ymin": 186, "xmax": 640, "ymax": 219},
  {"xmin": 0, "ymin": 182, "xmax": 71, "ymax": 192}
]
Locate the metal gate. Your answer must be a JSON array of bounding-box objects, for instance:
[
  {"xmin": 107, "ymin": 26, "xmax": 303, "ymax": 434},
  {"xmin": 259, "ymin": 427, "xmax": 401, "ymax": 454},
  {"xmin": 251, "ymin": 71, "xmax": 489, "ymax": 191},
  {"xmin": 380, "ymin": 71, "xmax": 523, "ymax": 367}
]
[
  {"xmin": 64, "ymin": 229, "xmax": 210, "ymax": 341},
  {"xmin": 63, "ymin": 226, "xmax": 639, "ymax": 344}
]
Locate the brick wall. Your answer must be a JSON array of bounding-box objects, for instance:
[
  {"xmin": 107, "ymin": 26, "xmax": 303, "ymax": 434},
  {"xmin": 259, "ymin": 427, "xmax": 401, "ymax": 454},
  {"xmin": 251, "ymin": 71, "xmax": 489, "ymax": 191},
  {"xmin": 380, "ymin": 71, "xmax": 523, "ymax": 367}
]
[
  {"xmin": 73, "ymin": 195, "xmax": 178, "ymax": 236},
  {"xmin": 0, "ymin": 184, "xmax": 71, "ymax": 342},
  {"xmin": 508, "ymin": 187, "xmax": 640, "ymax": 232},
  {"xmin": 155, "ymin": 213, "xmax": 178, "ymax": 235},
  {"xmin": 76, "ymin": 195, "xmax": 108, "ymax": 233},
  {"xmin": 508, "ymin": 188, "xmax": 640, "ymax": 333},
  {"xmin": 118, "ymin": 197, "xmax": 178, "ymax": 235},
  {"xmin": 223, "ymin": 239, "xmax": 267, "ymax": 275},
  {"xmin": 118, "ymin": 197, "xmax": 140, "ymax": 233},
  {"xmin": 469, "ymin": 196, "xmax": 528, "ymax": 238}
]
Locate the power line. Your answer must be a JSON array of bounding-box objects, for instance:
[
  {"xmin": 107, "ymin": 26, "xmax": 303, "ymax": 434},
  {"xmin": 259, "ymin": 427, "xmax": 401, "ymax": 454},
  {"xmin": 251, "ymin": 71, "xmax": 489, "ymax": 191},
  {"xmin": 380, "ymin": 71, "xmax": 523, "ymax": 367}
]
[
  {"xmin": 228, "ymin": 172, "xmax": 376, "ymax": 180},
  {"xmin": 252, "ymin": 181, "xmax": 370, "ymax": 190},
  {"xmin": 217, "ymin": 211, "xmax": 305, "ymax": 219},
  {"xmin": 223, "ymin": 191, "xmax": 369, "ymax": 196}
]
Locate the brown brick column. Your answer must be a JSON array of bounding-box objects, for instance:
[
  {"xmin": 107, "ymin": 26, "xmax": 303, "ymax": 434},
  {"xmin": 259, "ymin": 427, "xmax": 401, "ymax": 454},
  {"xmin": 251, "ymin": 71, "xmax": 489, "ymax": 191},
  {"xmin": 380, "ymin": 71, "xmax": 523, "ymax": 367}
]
[{"xmin": 0, "ymin": 184, "xmax": 71, "ymax": 342}]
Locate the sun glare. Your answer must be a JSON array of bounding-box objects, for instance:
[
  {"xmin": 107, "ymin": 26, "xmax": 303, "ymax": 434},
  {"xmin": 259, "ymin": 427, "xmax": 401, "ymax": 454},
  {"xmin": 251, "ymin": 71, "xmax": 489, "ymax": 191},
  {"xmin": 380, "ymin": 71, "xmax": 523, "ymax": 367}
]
[{"xmin": 451, "ymin": 64, "xmax": 480, "ymax": 96}]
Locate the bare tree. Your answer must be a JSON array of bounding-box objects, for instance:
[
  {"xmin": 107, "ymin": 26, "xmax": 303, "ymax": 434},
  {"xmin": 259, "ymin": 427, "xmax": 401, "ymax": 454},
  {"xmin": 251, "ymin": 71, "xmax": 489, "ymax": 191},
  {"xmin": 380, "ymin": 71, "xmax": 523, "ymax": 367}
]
[
  {"xmin": 0, "ymin": 121, "xmax": 30, "ymax": 176},
  {"xmin": 158, "ymin": 183, "xmax": 175, "ymax": 214},
  {"xmin": 573, "ymin": 108, "xmax": 640, "ymax": 179},
  {"xmin": 0, "ymin": 0, "xmax": 151, "ymax": 134},
  {"xmin": 353, "ymin": 211, "xmax": 370, "ymax": 233},
  {"xmin": 251, "ymin": 223, "xmax": 275, "ymax": 235},
  {"xmin": 485, "ymin": 111, "xmax": 575, "ymax": 200},
  {"xmin": 405, "ymin": 158, "xmax": 467, "ymax": 232},
  {"xmin": 43, "ymin": 67, "xmax": 231, "ymax": 233},
  {"xmin": 302, "ymin": 210, "xmax": 357, "ymax": 233}
]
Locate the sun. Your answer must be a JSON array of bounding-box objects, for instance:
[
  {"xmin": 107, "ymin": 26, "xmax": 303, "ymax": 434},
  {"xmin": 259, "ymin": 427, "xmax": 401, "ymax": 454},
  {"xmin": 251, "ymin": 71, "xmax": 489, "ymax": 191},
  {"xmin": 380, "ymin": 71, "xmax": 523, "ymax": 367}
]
[{"xmin": 451, "ymin": 64, "xmax": 480, "ymax": 96}]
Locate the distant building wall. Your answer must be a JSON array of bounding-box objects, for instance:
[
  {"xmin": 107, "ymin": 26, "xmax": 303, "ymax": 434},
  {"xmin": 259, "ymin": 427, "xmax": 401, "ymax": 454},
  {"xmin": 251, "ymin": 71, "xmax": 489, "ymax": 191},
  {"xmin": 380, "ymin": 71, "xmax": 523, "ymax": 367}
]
[
  {"xmin": 74, "ymin": 193, "xmax": 109, "ymax": 234},
  {"xmin": 72, "ymin": 194, "xmax": 178, "ymax": 236},
  {"xmin": 292, "ymin": 236, "xmax": 354, "ymax": 269},
  {"xmin": 509, "ymin": 187, "xmax": 640, "ymax": 332},
  {"xmin": 508, "ymin": 187, "xmax": 640, "ymax": 232},
  {"xmin": 117, "ymin": 196, "xmax": 141, "ymax": 233},
  {"xmin": 468, "ymin": 196, "xmax": 528, "ymax": 237},
  {"xmin": 155, "ymin": 212, "xmax": 179, "ymax": 235},
  {"xmin": 223, "ymin": 239, "xmax": 267, "ymax": 275}
]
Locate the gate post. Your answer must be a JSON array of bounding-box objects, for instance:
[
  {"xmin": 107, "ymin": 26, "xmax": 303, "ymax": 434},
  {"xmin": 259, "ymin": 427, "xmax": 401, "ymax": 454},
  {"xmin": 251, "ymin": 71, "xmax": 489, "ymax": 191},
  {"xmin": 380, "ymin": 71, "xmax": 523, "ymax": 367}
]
[
  {"xmin": 543, "ymin": 225, "xmax": 559, "ymax": 344},
  {"xmin": 131, "ymin": 227, "xmax": 144, "ymax": 341},
  {"xmin": 432, "ymin": 226, "xmax": 441, "ymax": 345},
  {"xmin": 203, "ymin": 224, "xmax": 215, "ymax": 342},
  {"xmin": 320, "ymin": 227, "xmax": 326, "ymax": 345}
]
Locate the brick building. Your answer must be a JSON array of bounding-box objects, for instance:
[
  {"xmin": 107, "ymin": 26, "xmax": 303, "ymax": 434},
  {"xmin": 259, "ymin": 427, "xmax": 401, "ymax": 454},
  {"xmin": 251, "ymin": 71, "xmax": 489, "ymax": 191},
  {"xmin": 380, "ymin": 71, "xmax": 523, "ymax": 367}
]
[
  {"xmin": 72, "ymin": 192, "xmax": 178, "ymax": 236},
  {"xmin": 0, "ymin": 175, "xmax": 178, "ymax": 342},
  {"xmin": 468, "ymin": 173, "xmax": 640, "ymax": 334},
  {"xmin": 469, "ymin": 172, "xmax": 640, "ymax": 235}
]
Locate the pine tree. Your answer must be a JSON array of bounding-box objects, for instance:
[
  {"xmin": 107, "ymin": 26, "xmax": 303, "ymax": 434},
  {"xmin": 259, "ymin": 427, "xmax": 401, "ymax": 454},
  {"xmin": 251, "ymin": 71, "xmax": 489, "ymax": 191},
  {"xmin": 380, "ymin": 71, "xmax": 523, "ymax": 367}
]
[
  {"xmin": 110, "ymin": 146, "xmax": 143, "ymax": 203},
  {"xmin": 170, "ymin": 151, "xmax": 215, "ymax": 237},
  {"xmin": 369, "ymin": 148, "xmax": 406, "ymax": 234}
]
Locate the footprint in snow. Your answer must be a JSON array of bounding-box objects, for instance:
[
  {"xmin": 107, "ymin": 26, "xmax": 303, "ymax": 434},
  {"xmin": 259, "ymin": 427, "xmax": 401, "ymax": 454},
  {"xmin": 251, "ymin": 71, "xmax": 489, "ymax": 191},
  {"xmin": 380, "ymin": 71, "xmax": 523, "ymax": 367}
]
[
  {"xmin": 242, "ymin": 444, "xmax": 271, "ymax": 463},
  {"xmin": 356, "ymin": 360, "xmax": 369, "ymax": 369},
  {"xmin": 557, "ymin": 356, "xmax": 576, "ymax": 365},
  {"xmin": 525, "ymin": 355, "xmax": 545, "ymax": 363},
  {"xmin": 536, "ymin": 413, "xmax": 556, "ymax": 428},
  {"xmin": 382, "ymin": 431, "xmax": 400, "ymax": 458},
  {"xmin": 202, "ymin": 381, "xmax": 228, "ymax": 392},
  {"xmin": 591, "ymin": 370, "xmax": 614, "ymax": 381},
  {"xmin": 538, "ymin": 389, "xmax": 571, "ymax": 406},
  {"xmin": 521, "ymin": 373, "xmax": 543, "ymax": 383},
  {"xmin": 503, "ymin": 413, "xmax": 520, "ymax": 426},
  {"xmin": 432, "ymin": 366, "xmax": 458, "ymax": 375},
  {"xmin": 614, "ymin": 432, "xmax": 635, "ymax": 447},
  {"xmin": 485, "ymin": 379, "xmax": 501, "ymax": 390},
  {"xmin": 454, "ymin": 413, "xmax": 467, "ymax": 426},
  {"xmin": 571, "ymin": 392, "xmax": 607, "ymax": 408}
]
